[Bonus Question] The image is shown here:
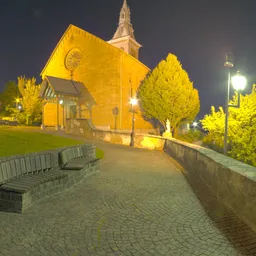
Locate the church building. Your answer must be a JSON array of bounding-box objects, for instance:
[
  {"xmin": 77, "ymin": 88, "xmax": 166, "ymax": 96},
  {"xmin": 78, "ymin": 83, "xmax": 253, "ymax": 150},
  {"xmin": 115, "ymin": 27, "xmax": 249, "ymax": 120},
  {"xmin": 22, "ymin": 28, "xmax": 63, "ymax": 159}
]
[{"xmin": 40, "ymin": 0, "xmax": 153, "ymax": 132}]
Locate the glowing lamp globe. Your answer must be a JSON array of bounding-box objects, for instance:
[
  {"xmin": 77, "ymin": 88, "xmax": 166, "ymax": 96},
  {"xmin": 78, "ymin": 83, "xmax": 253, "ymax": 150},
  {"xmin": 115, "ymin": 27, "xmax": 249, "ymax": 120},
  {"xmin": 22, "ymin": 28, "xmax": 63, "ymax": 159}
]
[
  {"xmin": 231, "ymin": 72, "xmax": 246, "ymax": 91},
  {"xmin": 192, "ymin": 122, "xmax": 198, "ymax": 127},
  {"xmin": 130, "ymin": 98, "xmax": 138, "ymax": 106}
]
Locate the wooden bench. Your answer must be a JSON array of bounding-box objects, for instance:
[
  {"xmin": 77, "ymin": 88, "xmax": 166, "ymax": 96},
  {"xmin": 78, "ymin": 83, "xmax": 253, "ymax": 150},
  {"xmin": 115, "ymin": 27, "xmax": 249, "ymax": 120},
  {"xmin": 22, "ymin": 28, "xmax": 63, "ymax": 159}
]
[
  {"xmin": 59, "ymin": 144, "xmax": 98, "ymax": 170},
  {"xmin": 0, "ymin": 144, "xmax": 100, "ymax": 213}
]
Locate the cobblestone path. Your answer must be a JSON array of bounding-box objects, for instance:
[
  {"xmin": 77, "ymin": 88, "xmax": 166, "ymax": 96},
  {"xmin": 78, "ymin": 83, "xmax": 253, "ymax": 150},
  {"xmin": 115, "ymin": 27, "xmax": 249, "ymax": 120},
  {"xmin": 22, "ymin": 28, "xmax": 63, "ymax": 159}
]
[{"xmin": 1, "ymin": 137, "xmax": 256, "ymax": 255}]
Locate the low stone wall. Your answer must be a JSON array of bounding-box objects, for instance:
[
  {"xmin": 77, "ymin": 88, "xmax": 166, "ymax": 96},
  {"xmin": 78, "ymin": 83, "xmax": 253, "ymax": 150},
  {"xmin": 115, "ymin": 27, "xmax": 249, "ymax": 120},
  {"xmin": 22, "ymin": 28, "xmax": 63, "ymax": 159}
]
[
  {"xmin": 66, "ymin": 118, "xmax": 165, "ymax": 150},
  {"xmin": 164, "ymin": 138, "xmax": 256, "ymax": 233}
]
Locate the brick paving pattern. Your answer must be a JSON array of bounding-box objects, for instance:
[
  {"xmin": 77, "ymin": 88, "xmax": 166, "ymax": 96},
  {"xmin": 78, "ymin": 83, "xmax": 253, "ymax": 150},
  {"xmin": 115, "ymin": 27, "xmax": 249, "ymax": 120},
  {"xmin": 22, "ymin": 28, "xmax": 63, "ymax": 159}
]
[{"xmin": 0, "ymin": 134, "xmax": 256, "ymax": 255}]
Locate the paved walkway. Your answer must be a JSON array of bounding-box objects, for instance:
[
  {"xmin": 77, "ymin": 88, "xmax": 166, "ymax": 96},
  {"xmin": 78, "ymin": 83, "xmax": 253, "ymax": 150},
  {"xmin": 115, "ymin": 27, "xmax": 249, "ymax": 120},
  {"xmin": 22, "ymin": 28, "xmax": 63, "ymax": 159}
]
[{"xmin": 1, "ymin": 130, "xmax": 256, "ymax": 255}]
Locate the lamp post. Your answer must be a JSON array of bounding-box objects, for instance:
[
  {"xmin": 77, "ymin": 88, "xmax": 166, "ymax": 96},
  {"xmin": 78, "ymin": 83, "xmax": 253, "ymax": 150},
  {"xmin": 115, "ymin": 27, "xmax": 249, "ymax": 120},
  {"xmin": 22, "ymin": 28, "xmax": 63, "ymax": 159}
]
[
  {"xmin": 59, "ymin": 99, "xmax": 64, "ymax": 130},
  {"xmin": 129, "ymin": 97, "xmax": 138, "ymax": 147},
  {"xmin": 41, "ymin": 101, "xmax": 47, "ymax": 130},
  {"xmin": 192, "ymin": 121, "xmax": 198, "ymax": 129},
  {"xmin": 223, "ymin": 71, "xmax": 246, "ymax": 155},
  {"xmin": 15, "ymin": 98, "xmax": 20, "ymax": 109}
]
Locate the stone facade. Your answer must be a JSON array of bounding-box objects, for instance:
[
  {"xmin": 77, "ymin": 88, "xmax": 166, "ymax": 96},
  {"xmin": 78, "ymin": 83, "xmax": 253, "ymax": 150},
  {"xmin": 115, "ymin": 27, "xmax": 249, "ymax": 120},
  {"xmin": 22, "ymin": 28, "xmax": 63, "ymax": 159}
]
[
  {"xmin": 66, "ymin": 118, "xmax": 165, "ymax": 150},
  {"xmin": 41, "ymin": 1, "xmax": 152, "ymax": 131}
]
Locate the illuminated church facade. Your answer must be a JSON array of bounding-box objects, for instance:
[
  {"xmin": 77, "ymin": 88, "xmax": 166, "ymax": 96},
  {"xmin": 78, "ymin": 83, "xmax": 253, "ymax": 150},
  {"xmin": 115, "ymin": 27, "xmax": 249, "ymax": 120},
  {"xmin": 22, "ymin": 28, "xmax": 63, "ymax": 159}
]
[{"xmin": 40, "ymin": 0, "xmax": 153, "ymax": 132}]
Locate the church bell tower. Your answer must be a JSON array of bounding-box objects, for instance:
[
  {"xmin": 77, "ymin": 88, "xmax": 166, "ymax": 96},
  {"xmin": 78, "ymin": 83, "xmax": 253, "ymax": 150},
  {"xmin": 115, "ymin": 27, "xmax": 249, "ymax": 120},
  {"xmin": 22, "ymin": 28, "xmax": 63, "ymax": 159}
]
[{"xmin": 108, "ymin": 0, "xmax": 142, "ymax": 59}]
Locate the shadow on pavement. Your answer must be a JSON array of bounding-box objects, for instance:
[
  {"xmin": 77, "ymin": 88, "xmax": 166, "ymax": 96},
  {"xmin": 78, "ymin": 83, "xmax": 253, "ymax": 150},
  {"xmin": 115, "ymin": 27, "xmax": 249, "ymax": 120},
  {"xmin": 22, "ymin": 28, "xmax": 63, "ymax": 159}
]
[{"xmin": 188, "ymin": 176, "xmax": 256, "ymax": 256}]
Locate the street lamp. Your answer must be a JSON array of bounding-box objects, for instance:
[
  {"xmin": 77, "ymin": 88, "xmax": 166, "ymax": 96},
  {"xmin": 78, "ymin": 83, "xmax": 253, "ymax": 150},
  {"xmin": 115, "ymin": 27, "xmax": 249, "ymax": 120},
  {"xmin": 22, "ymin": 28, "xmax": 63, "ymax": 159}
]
[
  {"xmin": 129, "ymin": 97, "xmax": 138, "ymax": 146},
  {"xmin": 192, "ymin": 121, "xmax": 198, "ymax": 128},
  {"xmin": 59, "ymin": 99, "xmax": 64, "ymax": 129},
  {"xmin": 15, "ymin": 98, "xmax": 20, "ymax": 109},
  {"xmin": 223, "ymin": 71, "xmax": 246, "ymax": 155}
]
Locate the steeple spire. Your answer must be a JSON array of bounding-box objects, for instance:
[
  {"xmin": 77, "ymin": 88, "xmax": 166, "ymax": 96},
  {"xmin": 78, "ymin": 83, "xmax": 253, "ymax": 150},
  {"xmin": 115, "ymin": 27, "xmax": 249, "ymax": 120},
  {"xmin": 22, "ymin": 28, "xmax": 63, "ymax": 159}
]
[
  {"xmin": 112, "ymin": 0, "xmax": 135, "ymax": 40},
  {"xmin": 123, "ymin": 0, "xmax": 128, "ymax": 9},
  {"xmin": 108, "ymin": 0, "xmax": 142, "ymax": 59}
]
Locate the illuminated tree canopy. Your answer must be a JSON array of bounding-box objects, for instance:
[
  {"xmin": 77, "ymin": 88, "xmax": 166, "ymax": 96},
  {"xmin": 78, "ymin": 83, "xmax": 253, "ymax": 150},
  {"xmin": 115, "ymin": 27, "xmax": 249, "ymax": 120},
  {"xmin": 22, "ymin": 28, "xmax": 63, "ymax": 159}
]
[
  {"xmin": 201, "ymin": 86, "xmax": 256, "ymax": 166},
  {"xmin": 5, "ymin": 76, "xmax": 42, "ymax": 125},
  {"xmin": 137, "ymin": 53, "xmax": 200, "ymax": 135}
]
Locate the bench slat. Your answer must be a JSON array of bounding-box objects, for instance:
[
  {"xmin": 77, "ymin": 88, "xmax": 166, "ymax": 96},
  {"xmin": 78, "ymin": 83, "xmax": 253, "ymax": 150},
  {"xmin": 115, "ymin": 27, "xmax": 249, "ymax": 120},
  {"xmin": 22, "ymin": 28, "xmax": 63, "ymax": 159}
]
[
  {"xmin": 69, "ymin": 149, "xmax": 72, "ymax": 159},
  {"xmin": 50, "ymin": 153, "xmax": 58, "ymax": 169},
  {"xmin": 25, "ymin": 157, "xmax": 31, "ymax": 173},
  {"xmin": 10, "ymin": 160, "xmax": 17, "ymax": 178},
  {"xmin": 61, "ymin": 157, "xmax": 97, "ymax": 170},
  {"xmin": 20, "ymin": 158, "xmax": 27, "ymax": 175},
  {"xmin": 35, "ymin": 155, "xmax": 41, "ymax": 171},
  {"xmin": 40, "ymin": 155, "xmax": 46, "ymax": 170},
  {"xmin": 8, "ymin": 173, "xmax": 61, "ymax": 187},
  {"xmin": 60, "ymin": 151, "xmax": 67, "ymax": 166},
  {"xmin": 0, "ymin": 165, "xmax": 4, "ymax": 184},
  {"xmin": 30, "ymin": 155, "xmax": 36, "ymax": 173},
  {"xmin": 1, "ymin": 163, "xmax": 8, "ymax": 182},
  {"xmin": 1, "ymin": 170, "xmax": 68, "ymax": 193},
  {"xmin": 14, "ymin": 159, "xmax": 22, "ymax": 177},
  {"xmin": 77, "ymin": 147, "xmax": 83, "ymax": 158},
  {"xmin": 45, "ymin": 154, "xmax": 51, "ymax": 169},
  {"xmin": 5, "ymin": 161, "xmax": 12, "ymax": 180}
]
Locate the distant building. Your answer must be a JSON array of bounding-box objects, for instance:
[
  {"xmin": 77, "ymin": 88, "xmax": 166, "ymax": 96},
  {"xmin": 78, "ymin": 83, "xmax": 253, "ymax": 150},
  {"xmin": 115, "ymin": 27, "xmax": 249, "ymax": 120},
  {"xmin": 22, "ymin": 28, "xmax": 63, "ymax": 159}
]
[{"xmin": 39, "ymin": 0, "xmax": 153, "ymax": 132}]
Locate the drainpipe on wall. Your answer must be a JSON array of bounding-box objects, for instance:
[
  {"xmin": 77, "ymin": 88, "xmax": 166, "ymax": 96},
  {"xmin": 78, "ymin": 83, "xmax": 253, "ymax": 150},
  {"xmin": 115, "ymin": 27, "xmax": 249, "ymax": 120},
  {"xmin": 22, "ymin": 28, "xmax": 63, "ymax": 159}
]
[
  {"xmin": 41, "ymin": 101, "xmax": 46, "ymax": 130},
  {"xmin": 61, "ymin": 102, "xmax": 65, "ymax": 130},
  {"xmin": 119, "ymin": 53, "xmax": 123, "ymax": 130},
  {"xmin": 56, "ymin": 97, "xmax": 59, "ymax": 131}
]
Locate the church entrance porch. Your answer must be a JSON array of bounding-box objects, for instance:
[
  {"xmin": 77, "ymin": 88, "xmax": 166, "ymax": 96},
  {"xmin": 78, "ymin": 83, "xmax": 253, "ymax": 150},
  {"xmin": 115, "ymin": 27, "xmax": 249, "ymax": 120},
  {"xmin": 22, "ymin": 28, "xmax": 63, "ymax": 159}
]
[
  {"xmin": 39, "ymin": 76, "xmax": 95, "ymax": 130},
  {"xmin": 41, "ymin": 97, "xmax": 79, "ymax": 130}
]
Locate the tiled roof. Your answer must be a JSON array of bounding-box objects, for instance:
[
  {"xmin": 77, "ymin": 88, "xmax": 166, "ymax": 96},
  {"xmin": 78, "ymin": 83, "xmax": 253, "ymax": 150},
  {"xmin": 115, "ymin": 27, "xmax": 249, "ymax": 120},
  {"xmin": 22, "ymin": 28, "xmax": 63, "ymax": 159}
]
[
  {"xmin": 46, "ymin": 76, "xmax": 81, "ymax": 96},
  {"xmin": 39, "ymin": 76, "xmax": 96, "ymax": 106}
]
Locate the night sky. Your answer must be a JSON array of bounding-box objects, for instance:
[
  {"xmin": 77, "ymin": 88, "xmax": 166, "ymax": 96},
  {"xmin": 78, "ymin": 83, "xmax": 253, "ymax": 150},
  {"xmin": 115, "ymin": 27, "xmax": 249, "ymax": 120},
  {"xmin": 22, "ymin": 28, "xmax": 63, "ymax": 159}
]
[{"xmin": 1, "ymin": 0, "xmax": 256, "ymax": 119}]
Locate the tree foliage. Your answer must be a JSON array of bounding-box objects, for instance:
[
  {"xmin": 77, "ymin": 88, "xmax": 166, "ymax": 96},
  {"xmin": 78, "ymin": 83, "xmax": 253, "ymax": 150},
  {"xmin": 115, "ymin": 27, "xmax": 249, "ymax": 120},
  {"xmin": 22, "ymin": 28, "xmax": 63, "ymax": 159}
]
[
  {"xmin": 7, "ymin": 76, "xmax": 42, "ymax": 125},
  {"xmin": 201, "ymin": 106, "xmax": 225, "ymax": 152},
  {"xmin": 0, "ymin": 80, "xmax": 20, "ymax": 114},
  {"xmin": 201, "ymin": 87, "xmax": 256, "ymax": 166},
  {"xmin": 137, "ymin": 53, "xmax": 200, "ymax": 135}
]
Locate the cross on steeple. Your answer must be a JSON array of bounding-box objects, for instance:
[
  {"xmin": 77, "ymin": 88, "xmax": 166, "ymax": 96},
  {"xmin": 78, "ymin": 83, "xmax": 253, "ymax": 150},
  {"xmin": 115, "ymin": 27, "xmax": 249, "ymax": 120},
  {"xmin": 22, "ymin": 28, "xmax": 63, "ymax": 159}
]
[{"xmin": 108, "ymin": 0, "xmax": 142, "ymax": 59}]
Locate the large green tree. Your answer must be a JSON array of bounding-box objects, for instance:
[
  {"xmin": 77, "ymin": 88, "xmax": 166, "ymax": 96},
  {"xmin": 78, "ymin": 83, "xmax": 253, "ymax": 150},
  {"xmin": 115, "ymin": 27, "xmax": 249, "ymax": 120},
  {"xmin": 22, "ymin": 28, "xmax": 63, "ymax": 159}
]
[
  {"xmin": 137, "ymin": 53, "xmax": 200, "ymax": 136},
  {"xmin": 201, "ymin": 86, "xmax": 256, "ymax": 166}
]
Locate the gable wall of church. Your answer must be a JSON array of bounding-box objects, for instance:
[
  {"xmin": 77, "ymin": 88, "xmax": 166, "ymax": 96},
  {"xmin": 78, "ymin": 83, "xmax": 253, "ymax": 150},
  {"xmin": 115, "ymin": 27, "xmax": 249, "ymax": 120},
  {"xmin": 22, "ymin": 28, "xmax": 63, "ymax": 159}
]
[
  {"xmin": 120, "ymin": 55, "xmax": 152, "ymax": 130},
  {"xmin": 42, "ymin": 26, "xmax": 153, "ymax": 131}
]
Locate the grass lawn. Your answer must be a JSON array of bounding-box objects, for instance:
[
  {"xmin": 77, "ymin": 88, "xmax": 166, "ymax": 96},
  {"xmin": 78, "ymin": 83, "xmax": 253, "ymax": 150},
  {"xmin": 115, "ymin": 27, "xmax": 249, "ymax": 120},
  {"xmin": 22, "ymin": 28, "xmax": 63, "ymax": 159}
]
[{"xmin": 0, "ymin": 126, "xmax": 104, "ymax": 159}]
